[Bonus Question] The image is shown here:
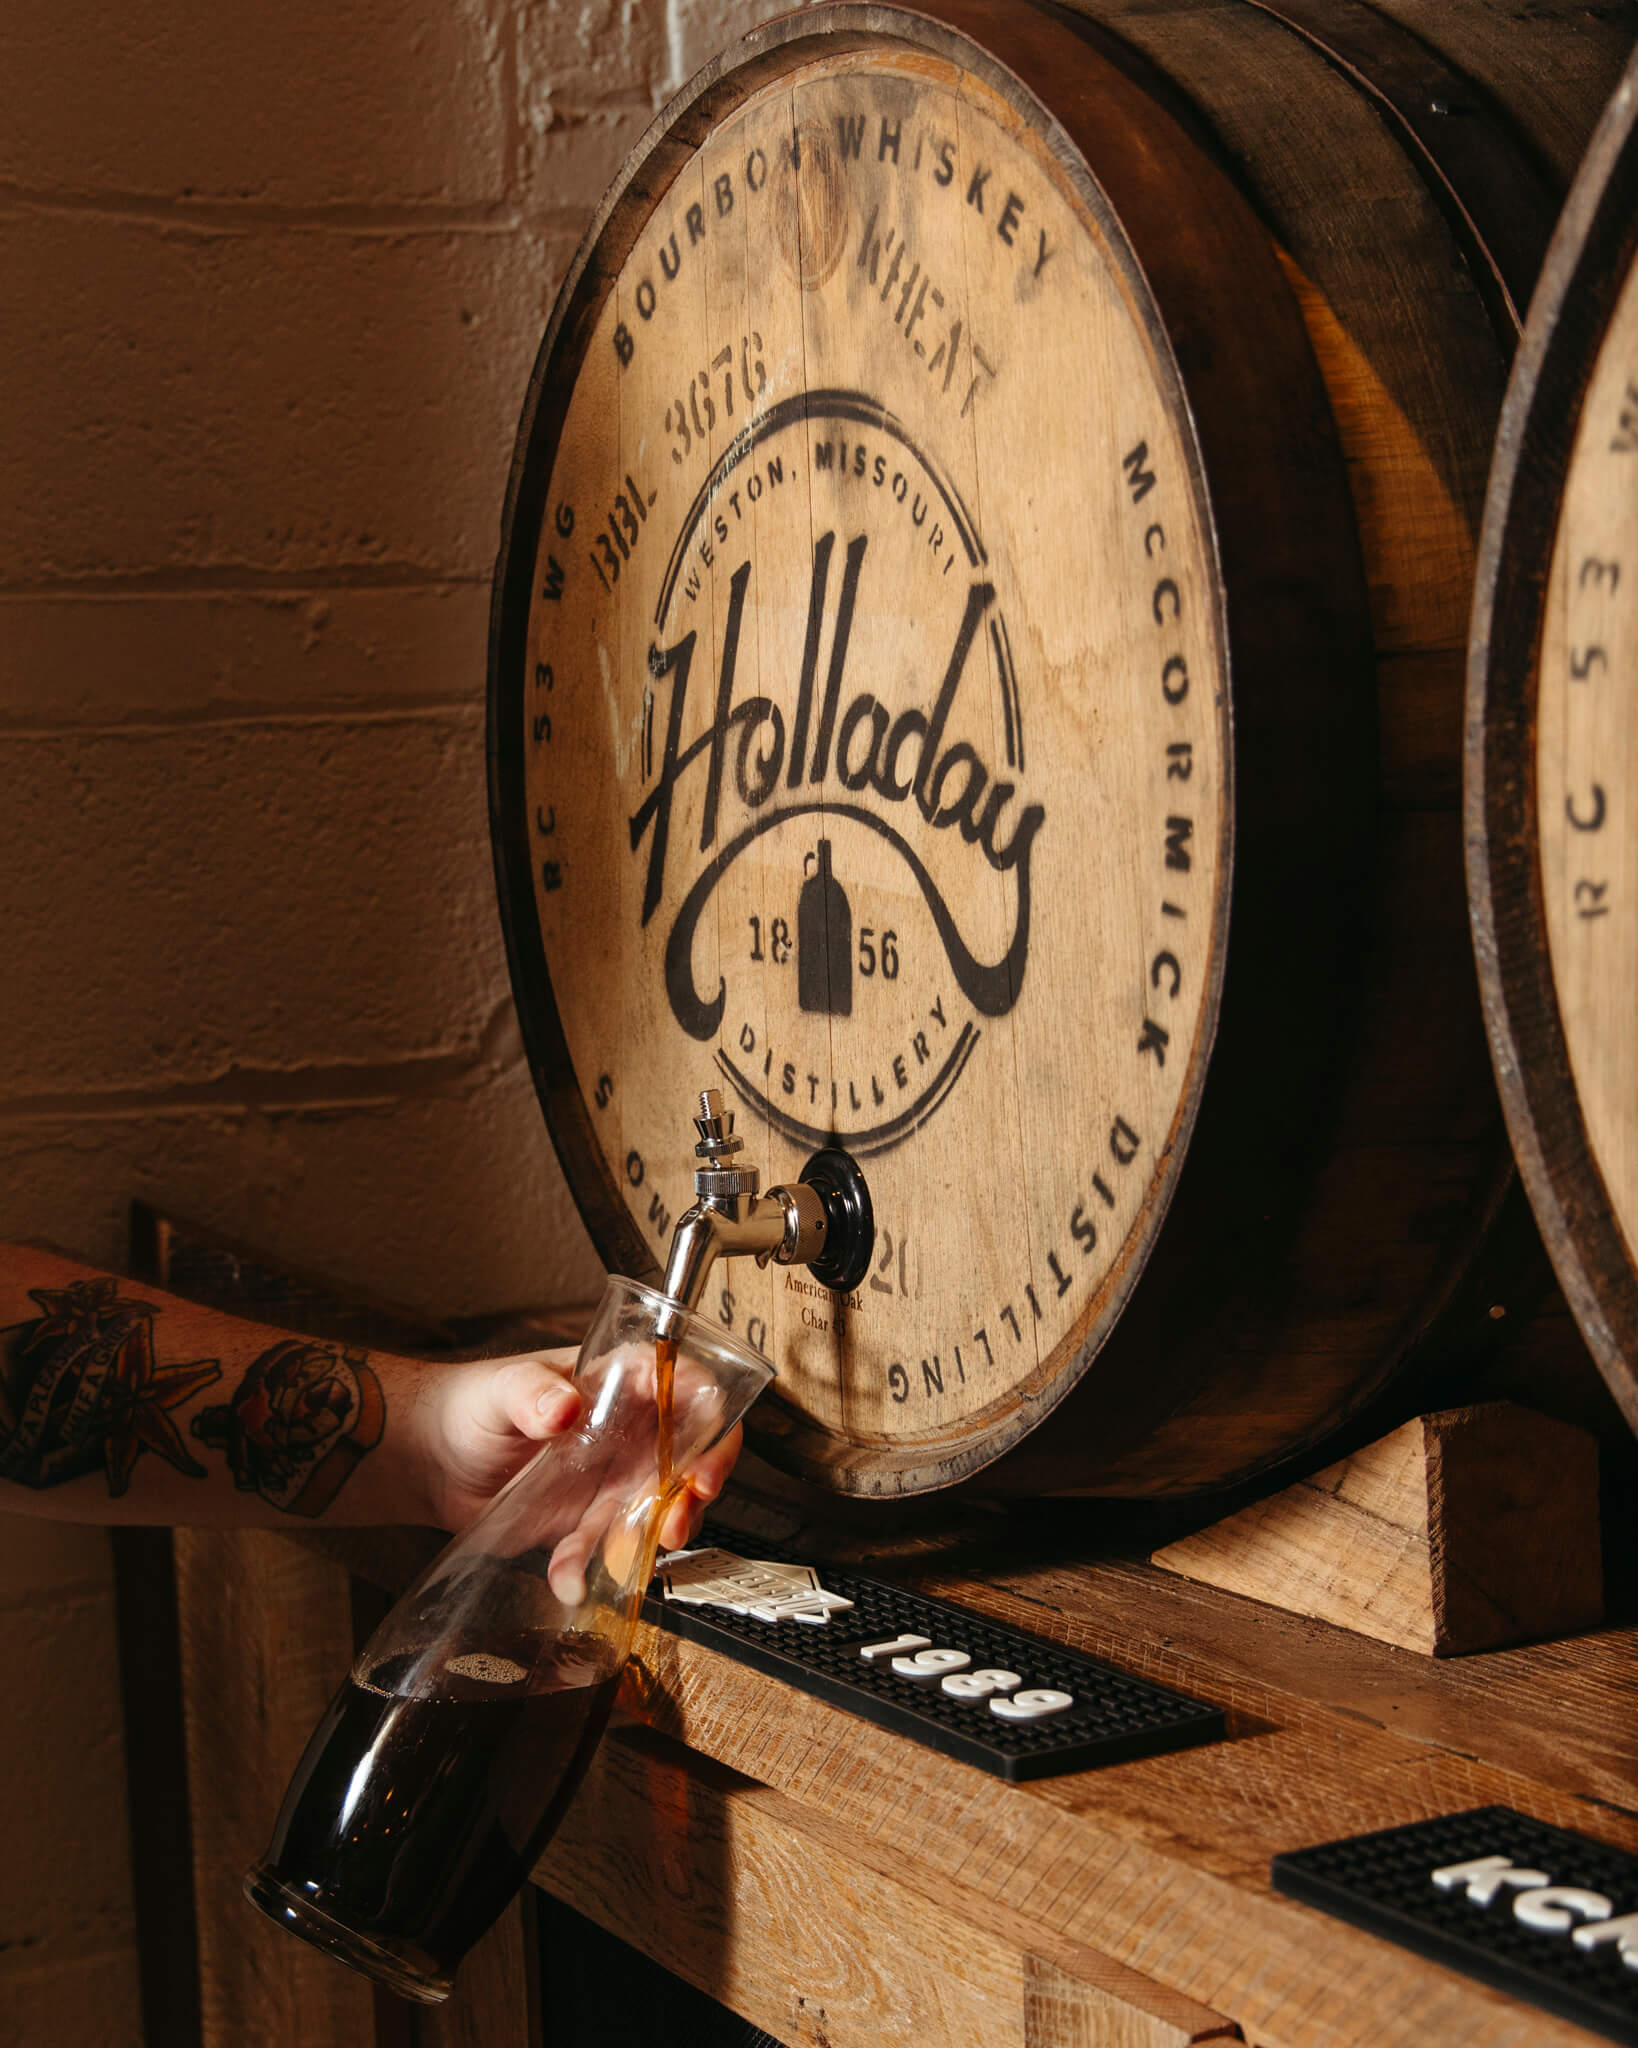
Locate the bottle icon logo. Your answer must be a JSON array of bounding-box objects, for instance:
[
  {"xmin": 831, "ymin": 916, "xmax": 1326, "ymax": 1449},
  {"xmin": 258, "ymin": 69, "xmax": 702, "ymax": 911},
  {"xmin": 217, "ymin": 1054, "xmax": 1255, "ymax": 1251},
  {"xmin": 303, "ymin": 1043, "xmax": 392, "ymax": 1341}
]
[{"xmin": 798, "ymin": 839, "xmax": 852, "ymax": 1017}]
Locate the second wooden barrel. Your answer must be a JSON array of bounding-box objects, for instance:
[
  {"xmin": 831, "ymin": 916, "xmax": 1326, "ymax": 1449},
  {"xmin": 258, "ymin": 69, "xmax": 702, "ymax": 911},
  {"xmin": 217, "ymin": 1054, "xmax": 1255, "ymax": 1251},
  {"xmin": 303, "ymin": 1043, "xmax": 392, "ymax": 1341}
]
[
  {"xmin": 487, "ymin": 0, "xmax": 1634, "ymax": 1495},
  {"xmin": 1468, "ymin": 44, "xmax": 1638, "ymax": 1444}
]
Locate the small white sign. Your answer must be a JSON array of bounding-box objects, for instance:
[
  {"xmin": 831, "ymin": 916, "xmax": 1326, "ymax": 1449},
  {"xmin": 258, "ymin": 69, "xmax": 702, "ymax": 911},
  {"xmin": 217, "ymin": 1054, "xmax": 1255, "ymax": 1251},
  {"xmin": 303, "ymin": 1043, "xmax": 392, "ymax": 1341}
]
[{"xmin": 660, "ymin": 1546, "xmax": 855, "ymax": 1625}]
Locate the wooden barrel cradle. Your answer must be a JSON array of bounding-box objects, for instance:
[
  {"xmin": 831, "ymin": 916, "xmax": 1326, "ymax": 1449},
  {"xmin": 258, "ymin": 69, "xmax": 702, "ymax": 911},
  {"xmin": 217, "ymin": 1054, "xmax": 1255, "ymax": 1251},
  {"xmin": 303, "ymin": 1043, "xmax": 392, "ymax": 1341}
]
[
  {"xmin": 1468, "ymin": 46, "xmax": 1638, "ymax": 1442},
  {"xmin": 488, "ymin": 0, "xmax": 1632, "ymax": 1497}
]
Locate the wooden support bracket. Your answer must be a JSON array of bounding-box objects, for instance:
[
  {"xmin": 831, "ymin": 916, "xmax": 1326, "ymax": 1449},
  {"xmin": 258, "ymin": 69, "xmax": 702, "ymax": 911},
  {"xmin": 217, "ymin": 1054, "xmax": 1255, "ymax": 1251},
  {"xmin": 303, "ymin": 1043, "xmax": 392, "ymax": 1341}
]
[{"xmin": 1150, "ymin": 1402, "xmax": 1604, "ymax": 1655}]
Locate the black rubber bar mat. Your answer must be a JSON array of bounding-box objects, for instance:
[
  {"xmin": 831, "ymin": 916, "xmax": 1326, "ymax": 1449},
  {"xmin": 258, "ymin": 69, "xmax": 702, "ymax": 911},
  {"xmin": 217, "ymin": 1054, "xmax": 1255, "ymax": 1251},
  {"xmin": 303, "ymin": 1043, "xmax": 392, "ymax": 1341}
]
[
  {"xmin": 1273, "ymin": 1806, "xmax": 1638, "ymax": 2044},
  {"xmin": 641, "ymin": 1525, "xmax": 1223, "ymax": 1781}
]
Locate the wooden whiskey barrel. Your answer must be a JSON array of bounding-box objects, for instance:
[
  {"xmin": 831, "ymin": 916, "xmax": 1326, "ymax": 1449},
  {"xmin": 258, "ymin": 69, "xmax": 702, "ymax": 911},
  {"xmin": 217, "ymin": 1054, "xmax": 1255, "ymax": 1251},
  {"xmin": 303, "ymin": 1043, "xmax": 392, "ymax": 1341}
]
[
  {"xmin": 1467, "ymin": 47, "xmax": 1638, "ymax": 1443},
  {"xmin": 488, "ymin": 0, "xmax": 1633, "ymax": 1496}
]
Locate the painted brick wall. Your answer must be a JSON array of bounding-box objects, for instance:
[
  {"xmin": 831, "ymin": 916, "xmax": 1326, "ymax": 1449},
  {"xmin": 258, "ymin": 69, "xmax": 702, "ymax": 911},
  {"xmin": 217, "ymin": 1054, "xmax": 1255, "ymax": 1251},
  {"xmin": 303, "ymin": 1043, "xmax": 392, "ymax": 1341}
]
[{"xmin": 0, "ymin": 1, "xmax": 789, "ymax": 2038}]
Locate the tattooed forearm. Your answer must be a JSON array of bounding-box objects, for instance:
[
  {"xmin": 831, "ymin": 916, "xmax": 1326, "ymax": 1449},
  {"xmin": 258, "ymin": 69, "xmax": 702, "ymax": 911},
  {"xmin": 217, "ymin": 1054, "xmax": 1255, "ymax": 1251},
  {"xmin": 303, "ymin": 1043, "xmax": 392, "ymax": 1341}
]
[
  {"xmin": 1, "ymin": 1244, "xmax": 606, "ymax": 1532},
  {"xmin": 0, "ymin": 1276, "xmax": 385, "ymax": 1515},
  {"xmin": 191, "ymin": 1340, "xmax": 385, "ymax": 1517},
  {"xmin": 0, "ymin": 1279, "xmax": 222, "ymax": 1495}
]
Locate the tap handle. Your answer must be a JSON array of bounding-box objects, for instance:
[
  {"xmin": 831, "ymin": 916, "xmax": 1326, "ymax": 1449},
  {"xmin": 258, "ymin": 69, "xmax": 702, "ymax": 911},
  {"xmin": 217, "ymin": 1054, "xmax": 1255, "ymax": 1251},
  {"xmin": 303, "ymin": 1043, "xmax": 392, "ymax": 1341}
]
[
  {"xmin": 798, "ymin": 1147, "xmax": 875, "ymax": 1295},
  {"xmin": 693, "ymin": 1086, "xmax": 743, "ymax": 1162}
]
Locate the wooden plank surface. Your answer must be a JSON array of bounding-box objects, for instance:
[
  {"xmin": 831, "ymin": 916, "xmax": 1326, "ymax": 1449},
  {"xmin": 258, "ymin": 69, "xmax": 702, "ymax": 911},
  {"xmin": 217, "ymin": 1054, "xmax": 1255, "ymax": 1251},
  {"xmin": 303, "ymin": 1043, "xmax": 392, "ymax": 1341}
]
[
  {"xmin": 538, "ymin": 1721, "xmax": 1242, "ymax": 2047},
  {"xmin": 174, "ymin": 1528, "xmax": 374, "ymax": 2048},
  {"xmin": 928, "ymin": 1539, "xmax": 1638, "ymax": 1816},
  {"xmin": 416, "ymin": 1894, "xmax": 539, "ymax": 2048},
  {"xmin": 1150, "ymin": 1402, "xmax": 1604, "ymax": 1655},
  {"xmin": 274, "ymin": 1509, "xmax": 1637, "ymax": 2047},
  {"xmin": 600, "ymin": 1536, "xmax": 1637, "ymax": 2048},
  {"xmin": 111, "ymin": 1525, "xmax": 203, "ymax": 2048}
]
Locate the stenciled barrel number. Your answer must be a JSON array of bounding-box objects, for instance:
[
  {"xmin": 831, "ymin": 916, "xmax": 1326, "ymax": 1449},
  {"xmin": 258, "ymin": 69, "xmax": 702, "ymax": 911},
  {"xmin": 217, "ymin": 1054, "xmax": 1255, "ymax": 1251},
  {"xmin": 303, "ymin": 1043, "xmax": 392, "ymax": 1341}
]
[
  {"xmin": 858, "ymin": 1632, "xmax": 1074, "ymax": 1719},
  {"xmin": 1563, "ymin": 544, "xmax": 1625, "ymax": 924},
  {"xmin": 541, "ymin": 477, "xmax": 661, "ymax": 598},
  {"xmin": 666, "ymin": 333, "xmax": 767, "ymax": 464},
  {"xmin": 1559, "ymin": 364, "xmax": 1638, "ymax": 926}
]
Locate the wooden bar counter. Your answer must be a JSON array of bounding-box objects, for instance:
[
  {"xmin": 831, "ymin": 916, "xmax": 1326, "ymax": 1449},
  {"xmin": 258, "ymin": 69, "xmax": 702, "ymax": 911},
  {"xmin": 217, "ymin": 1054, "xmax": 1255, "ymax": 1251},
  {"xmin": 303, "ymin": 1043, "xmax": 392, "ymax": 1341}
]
[
  {"xmin": 162, "ymin": 1482, "xmax": 1637, "ymax": 2048},
  {"xmin": 530, "ymin": 1534, "xmax": 1636, "ymax": 2048},
  {"xmin": 139, "ymin": 1268, "xmax": 1634, "ymax": 2048}
]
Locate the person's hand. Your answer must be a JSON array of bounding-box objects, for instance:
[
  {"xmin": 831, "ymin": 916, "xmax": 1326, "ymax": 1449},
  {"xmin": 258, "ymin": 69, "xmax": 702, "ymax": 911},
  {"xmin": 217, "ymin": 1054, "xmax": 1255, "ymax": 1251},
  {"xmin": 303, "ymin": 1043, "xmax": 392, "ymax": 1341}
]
[{"xmin": 412, "ymin": 1349, "xmax": 741, "ymax": 1547}]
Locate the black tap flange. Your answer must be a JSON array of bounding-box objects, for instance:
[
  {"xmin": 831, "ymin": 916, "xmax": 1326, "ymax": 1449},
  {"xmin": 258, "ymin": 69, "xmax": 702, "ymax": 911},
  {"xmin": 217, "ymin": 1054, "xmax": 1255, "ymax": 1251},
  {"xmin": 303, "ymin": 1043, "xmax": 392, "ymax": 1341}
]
[{"xmin": 798, "ymin": 1147, "xmax": 875, "ymax": 1296}]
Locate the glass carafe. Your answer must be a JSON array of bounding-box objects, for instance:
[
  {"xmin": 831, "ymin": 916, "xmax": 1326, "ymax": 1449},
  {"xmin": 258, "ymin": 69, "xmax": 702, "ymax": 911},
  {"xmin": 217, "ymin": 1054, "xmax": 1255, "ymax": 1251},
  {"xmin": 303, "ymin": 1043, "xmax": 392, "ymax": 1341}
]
[{"xmin": 244, "ymin": 1276, "xmax": 773, "ymax": 2003}]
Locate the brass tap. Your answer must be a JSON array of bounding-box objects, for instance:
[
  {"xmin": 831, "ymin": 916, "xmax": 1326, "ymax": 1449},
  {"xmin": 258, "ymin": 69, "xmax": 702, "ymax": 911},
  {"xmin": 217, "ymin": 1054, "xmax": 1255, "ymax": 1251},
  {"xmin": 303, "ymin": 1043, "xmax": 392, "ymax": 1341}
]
[{"xmin": 659, "ymin": 1089, "xmax": 874, "ymax": 1331}]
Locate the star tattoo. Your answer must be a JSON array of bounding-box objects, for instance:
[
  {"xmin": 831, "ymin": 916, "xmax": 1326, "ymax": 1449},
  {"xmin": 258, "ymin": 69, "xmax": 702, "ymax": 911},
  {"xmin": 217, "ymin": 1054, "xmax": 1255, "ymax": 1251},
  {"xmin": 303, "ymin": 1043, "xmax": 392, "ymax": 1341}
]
[{"xmin": 2, "ymin": 1280, "xmax": 222, "ymax": 1496}]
